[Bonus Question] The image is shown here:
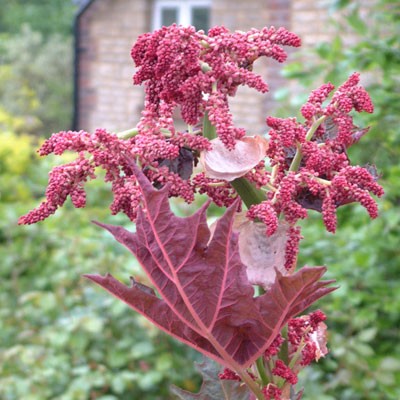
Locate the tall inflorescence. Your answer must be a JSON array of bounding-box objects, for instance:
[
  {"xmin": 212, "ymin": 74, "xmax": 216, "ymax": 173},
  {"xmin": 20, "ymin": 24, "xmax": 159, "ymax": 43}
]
[
  {"xmin": 19, "ymin": 27, "xmax": 383, "ymax": 280},
  {"xmin": 18, "ymin": 26, "xmax": 383, "ymax": 267},
  {"xmin": 19, "ymin": 25, "xmax": 302, "ymax": 225},
  {"xmin": 17, "ymin": 127, "xmax": 212, "ymax": 224},
  {"xmin": 19, "ymin": 26, "xmax": 383, "ymax": 278},
  {"xmin": 132, "ymin": 24, "xmax": 300, "ymax": 148},
  {"xmin": 246, "ymin": 73, "xmax": 384, "ymax": 269}
]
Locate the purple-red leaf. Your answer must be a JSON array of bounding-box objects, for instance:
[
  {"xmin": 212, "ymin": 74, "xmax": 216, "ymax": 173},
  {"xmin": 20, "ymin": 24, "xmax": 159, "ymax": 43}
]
[{"xmin": 85, "ymin": 161, "xmax": 335, "ymax": 369}]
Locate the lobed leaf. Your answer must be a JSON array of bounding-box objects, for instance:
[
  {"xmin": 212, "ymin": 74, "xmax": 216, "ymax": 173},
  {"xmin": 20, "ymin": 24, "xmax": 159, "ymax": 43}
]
[{"xmin": 85, "ymin": 161, "xmax": 335, "ymax": 369}]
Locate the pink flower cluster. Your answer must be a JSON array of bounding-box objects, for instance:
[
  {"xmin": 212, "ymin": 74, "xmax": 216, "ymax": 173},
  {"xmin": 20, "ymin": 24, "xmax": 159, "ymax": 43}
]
[
  {"xmin": 218, "ymin": 368, "xmax": 245, "ymax": 382},
  {"xmin": 18, "ymin": 154, "xmax": 96, "ymax": 225},
  {"xmin": 19, "ymin": 29, "xmax": 383, "ymax": 291},
  {"xmin": 20, "ymin": 29, "xmax": 383, "ymax": 290},
  {"xmin": 18, "ymin": 128, "xmax": 212, "ymax": 224},
  {"xmin": 247, "ymin": 73, "xmax": 384, "ymax": 236},
  {"xmin": 132, "ymin": 24, "xmax": 300, "ymax": 148},
  {"xmin": 262, "ymin": 384, "xmax": 283, "ymax": 400},
  {"xmin": 18, "ymin": 26, "xmax": 304, "ymax": 226},
  {"xmin": 220, "ymin": 310, "xmax": 328, "ymax": 399},
  {"xmin": 192, "ymin": 172, "xmax": 238, "ymax": 207},
  {"xmin": 266, "ymin": 310, "xmax": 328, "ymax": 385}
]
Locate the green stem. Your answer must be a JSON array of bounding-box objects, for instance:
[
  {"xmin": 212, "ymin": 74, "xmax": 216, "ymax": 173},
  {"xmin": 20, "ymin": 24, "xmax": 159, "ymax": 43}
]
[
  {"xmin": 306, "ymin": 115, "xmax": 326, "ymax": 141},
  {"xmin": 200, "ymin": 39, "xmax": 210, "ymax": 48},
  {"xmin": 261, "ymin": 183, "xmax": 277, "ymax": 192},
  {"xmin": 236, "ymin": 369, "xmax": 265, "ymax": 400},
  {"xmin": 256, "ymin": 357, "xmax": 270, "ymax": 386},
  {"xmin": 288, "ymin": 142, "xmax": 303, "ymax": 172},
  {"xmin": 160, "ymin": 128, "xmax": 172, "ymax": 137},
  {"xmin": 270, "ymin": 165, "xmax": 279, "ymax": 185},
  {"xmin": 117, "ymin": 126, "xmax": 173, "ymax": 140},
  {"xmin": 255, "ymin": 285, "xmax": 266, "ymax": 296},
  {"xmin": 207, "ymin": 181, "xmax": 226, "ymax": 187},
  {"xmin": 200, "ymin": 61, "xmax": 212, "ymax": 72},
  {"xmin": 312, "ymin": 176, "xmax": 332, "ymax": 186},
  {"xmin": 288, "ymin": 327, "xmax": 311, "ymax": 369},
  {"xmin": 202, "ymin": 111, "xmax": 217, "ymax": 140},
  {"xmin": 231, "ymin": 178, "xmax": 265, "ymax": 209},
  {"xmin": 288, "ymin": 115, "xmax": 327, "ymax": 172},
  {"xmin": 117, "ymin": 127, "xmax": 139, "ymax": 139},
  {"xmin": 265, "ymin": 359, "xmax": 275, "ymax": 383},
  {"xmin": 280, "ymin": 325, "xmax": 289, "ymax": 365}
]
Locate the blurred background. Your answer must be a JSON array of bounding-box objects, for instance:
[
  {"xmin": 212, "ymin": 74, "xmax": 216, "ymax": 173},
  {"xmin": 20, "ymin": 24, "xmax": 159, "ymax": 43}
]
[{"xmin": 0, "ymin": 0, "xmax": 399, "ymax": 399}]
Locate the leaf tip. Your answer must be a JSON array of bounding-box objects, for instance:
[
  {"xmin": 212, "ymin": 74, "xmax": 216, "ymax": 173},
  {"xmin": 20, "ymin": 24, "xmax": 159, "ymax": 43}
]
[{"xmin": 83, "ymin": 272, "xmax": 113, "ymax": 284}]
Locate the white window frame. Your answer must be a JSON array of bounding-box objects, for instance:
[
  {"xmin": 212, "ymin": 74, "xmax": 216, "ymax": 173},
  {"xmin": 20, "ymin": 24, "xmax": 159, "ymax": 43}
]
[{"xmin": 152, "ymin": 0, "xmax": 211, "ymax": 31}]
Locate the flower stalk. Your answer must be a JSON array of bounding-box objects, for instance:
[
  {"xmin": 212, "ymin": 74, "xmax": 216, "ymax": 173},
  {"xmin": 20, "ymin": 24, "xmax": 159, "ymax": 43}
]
[
  {"xmin": 231, "ymin": 177, "xmax": 265, "ymax": 208},
  {"xmin": 202, "ymin": 111, "xmax": 217, "ymax": 140},
  {"xmin": 256, "ymin": 356, "xmax": 270, "ymax": 386},
  {"xmin": 117, "ymin": 127, "xmax": 139, "ymax": 139},
  {"xmin": 289, "ymin": 115, "xmax": 327, "ymax": 172}
]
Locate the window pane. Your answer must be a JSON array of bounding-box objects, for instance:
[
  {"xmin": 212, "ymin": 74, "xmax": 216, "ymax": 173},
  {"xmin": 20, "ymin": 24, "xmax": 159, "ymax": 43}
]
[
  {"xmin": 191, "ymin": 7, "xmax": 210, "ymax": 32},
  {"xmin": 161, "ymin": 7, "xmax": 178, "ymax": 26}
]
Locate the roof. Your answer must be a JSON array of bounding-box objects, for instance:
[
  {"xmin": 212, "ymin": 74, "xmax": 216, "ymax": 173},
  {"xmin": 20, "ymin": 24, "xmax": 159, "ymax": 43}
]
[{"xmin": 76, "ymin": 0, "xmax": 97, "ymax": 19}]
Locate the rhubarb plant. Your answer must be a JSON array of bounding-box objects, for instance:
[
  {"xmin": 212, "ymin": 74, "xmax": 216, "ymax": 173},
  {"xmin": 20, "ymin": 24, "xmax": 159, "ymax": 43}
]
[{"xmin": 19, "ymin": 24, "xmax": 383, "ymax": 399}]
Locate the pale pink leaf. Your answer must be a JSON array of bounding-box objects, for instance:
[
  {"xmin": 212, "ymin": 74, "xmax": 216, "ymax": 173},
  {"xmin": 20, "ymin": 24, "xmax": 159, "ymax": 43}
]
[
  {"xmin": 233, "ymin": 213, "xmax": 290, "ymax": 289},
  {"xmin": 200, "ymin": 136, "xmax": 268, "ymax": 181},
  {"xmin": 310, "ymin": 322, "xmax": 328, "ymax": 361}
]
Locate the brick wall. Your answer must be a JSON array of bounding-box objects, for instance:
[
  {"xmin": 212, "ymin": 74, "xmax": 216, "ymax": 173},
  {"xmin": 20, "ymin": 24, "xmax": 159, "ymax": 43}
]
[
  {"xmin": 76, "ymin": 0, "xmax": 149, "ymax": 131},
  {"xmin": 76, "ymin": 0, "xmax": 374, "ymax": 134}
]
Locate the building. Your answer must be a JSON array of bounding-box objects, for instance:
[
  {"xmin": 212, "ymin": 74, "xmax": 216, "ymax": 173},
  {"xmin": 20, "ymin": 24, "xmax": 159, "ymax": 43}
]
[{"xmin": 73, "ymin": 0, "xmax": 364, "ymax": 134}]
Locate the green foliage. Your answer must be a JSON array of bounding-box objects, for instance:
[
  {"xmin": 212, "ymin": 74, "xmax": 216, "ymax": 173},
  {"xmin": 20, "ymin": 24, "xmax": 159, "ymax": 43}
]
[
  {"xmin": 0, "ymin": 130, "xmax": 36, "ymax": 202},
  {"xmin": 0, "ymin": 132, "xmax": 201, "ymax": 399},
  {"xmin": 280, "ymin": 1, "xmax": 400, "ymax": 398},
  {"xmin": 0, "ymin": 0, "xmax": 77, "ymax": 38},
  {"xmin": 0, "ymin": 26, "xmax": 73, "ymax": 135},
  {"xmin": 297, "ymin": 206, "xmax": 400, "ymax": 399}
]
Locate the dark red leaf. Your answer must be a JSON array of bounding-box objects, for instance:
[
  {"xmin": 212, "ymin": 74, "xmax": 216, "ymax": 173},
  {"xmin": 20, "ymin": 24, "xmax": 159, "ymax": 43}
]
[
  {"xmin": 85, "ymin": 161, "xmax": 335, "ymax": 369},
  {"xmin": 155, "ymin": 147, "xmax": 194, "ymax": 187}
]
